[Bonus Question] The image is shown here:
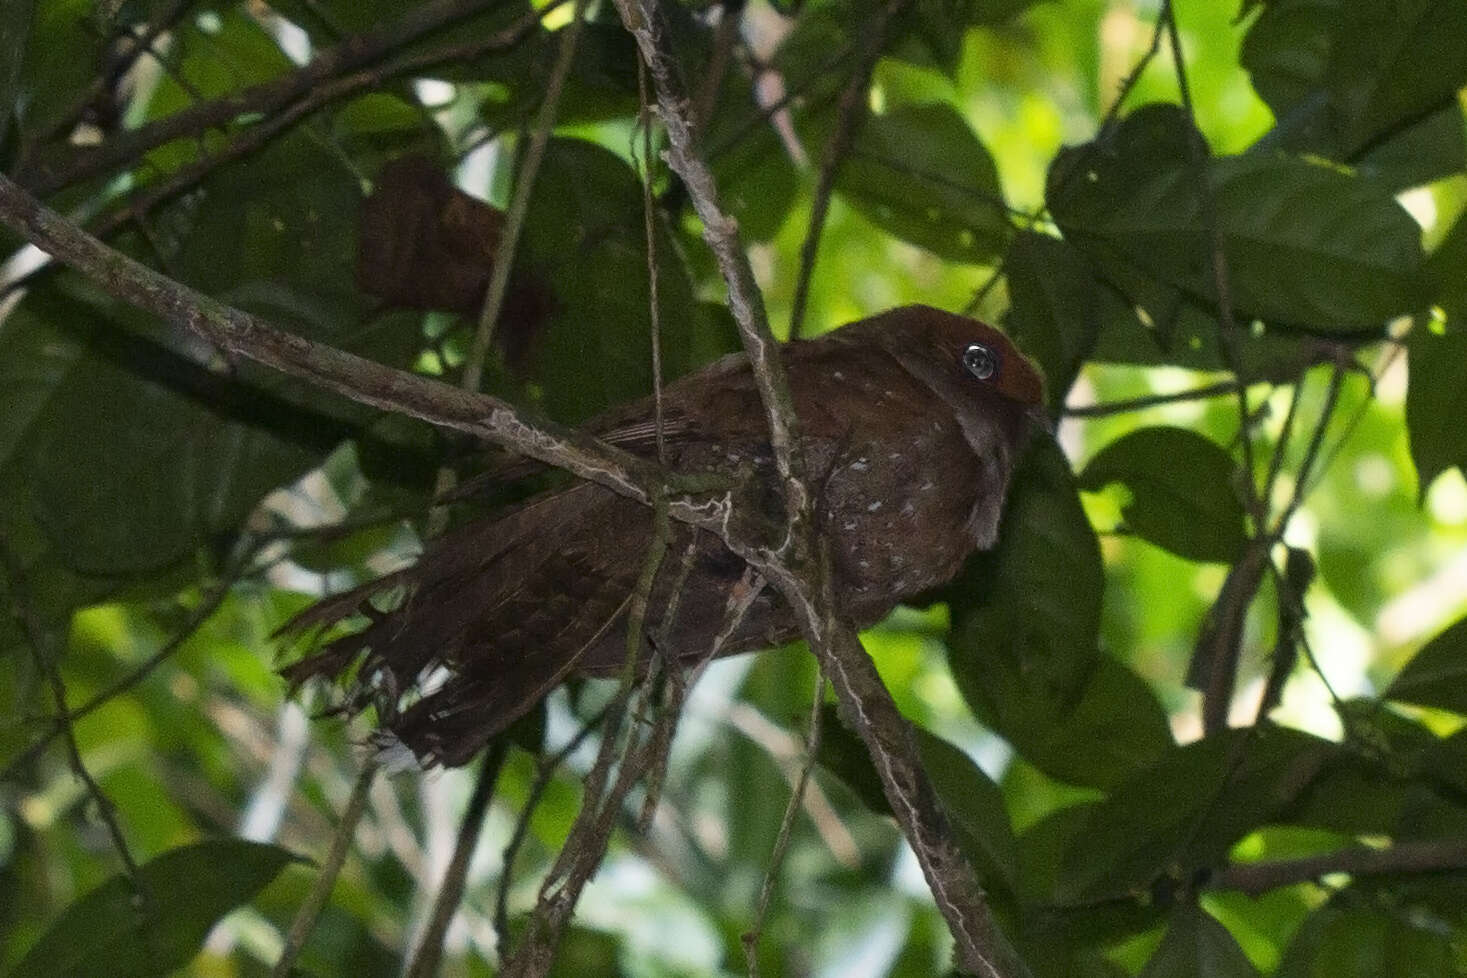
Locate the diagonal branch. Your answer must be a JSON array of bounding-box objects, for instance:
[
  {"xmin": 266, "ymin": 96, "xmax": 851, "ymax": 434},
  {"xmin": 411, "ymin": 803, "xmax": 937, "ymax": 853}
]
[
  {"xmin": 612, "ymin": 3, "xmax": 1023, "ymax": 975},
  {"xmin": 0, "ymin": 173, "xmax": 736, "ymax": 537},
  {"xmin": 787, "ymin": 0, "xmax": 908, "ymax": 340},
  {"xmin": 17, "ymin": 0, "xmax": 541, "ymax": 196}
]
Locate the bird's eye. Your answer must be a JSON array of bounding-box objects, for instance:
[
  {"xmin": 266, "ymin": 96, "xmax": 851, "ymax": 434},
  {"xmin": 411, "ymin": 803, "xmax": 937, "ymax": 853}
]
[{"xmin": 962, "ymin": 342, "xmax": 999, "ymax": 381}]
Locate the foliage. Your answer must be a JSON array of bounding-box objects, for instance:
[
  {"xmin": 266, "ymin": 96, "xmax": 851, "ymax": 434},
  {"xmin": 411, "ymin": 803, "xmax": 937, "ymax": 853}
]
[{"xmin": 3, "ymin": 0, "xmax": 1467, "ymax": 976}]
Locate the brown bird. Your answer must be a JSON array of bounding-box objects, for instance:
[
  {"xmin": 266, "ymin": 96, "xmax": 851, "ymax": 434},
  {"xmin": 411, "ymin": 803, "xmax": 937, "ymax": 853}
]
[{"xmin": 281, "ymin": 305, "xmax": 1045, "ymax": 766}]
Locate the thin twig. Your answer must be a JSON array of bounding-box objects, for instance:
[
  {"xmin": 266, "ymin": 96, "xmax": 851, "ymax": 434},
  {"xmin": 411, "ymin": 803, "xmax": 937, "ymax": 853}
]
[
  {"xmin": 404, "ymin": 743, "xmax": 510, "ymax": 978},
  {"xmin": 787, "ymin": 0, "xmax": 907, "ymax": 340},
  {"xmin": 0, "ymin": 538, "xmax": 144, "ymax": 890},
  {"xmin": 1062, "ymin": 379, "xmax": 1243, "ymax": 417},
  {"xmin": 494, "ymin": 705, "xmax": 609, "ymax": 954},
  {"xmin": 464, "ymin": 0, "xmax": 588, "ymax": 392},
  {"xmin": 23, "ymin": 0, "xmax": 200, "ymax": 153},
  {"xmin": 1160, "ymin": 1, "xmax": 1261, "ymax": 526},
  {"xmin": 637, "ymin": 58, "xmax": 669, "ymax": 466},
  {"xmin": 701, "ymin": 46, "xmax": 851, "ymax": 165},
  {"xmin": 1270, "ymin": 363, "xmax": 1347, "ymax": 539},
  {"xmin": 742, "ymin": 672, "xmax": 826, "ymax": 976},
  {"xmin": 0, "ymin": 574, "xmax": 235, "ymax": 782},
  {"xmin": 500, "ymin": 489, "xmax": 673, "ymax": 976},
  {"xmin": 691, "ymin": 1, "xmax": 743, "ymax": 134},
  {"xmin": 1262, "ymin": 378, "xmax": 1304, "ymax": 510},
  {"xmin": 18, "ymin": 0, "xmax": 534, "ymax": 195},
  {"xmin": 272, "ymin": 759, "xmax": 380, "ymax": 977},
  {"xmin": 614, "ymin": 4, "xmax": 1019, "ymax": 973}
]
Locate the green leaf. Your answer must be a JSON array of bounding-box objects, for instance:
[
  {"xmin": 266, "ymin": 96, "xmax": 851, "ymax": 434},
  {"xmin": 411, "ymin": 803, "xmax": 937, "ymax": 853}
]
[
  {"xmin": 1003, "ymin": 231, "xmax": 1099, "ymax": 410},
  {"xmin": 1049, "ymin": 104, "xmax": 1428, "ymax": 333},
  {"xmin": 1139, "ymin": 906, "xmax": 1260, "ymax": 978},
  {"xmin": 1387, "ymin": 615, "xmax": 1467, "ymax": 714},
  {"xmin": 817, "ymin": 706, "xmax": 1018, "ymax": 892},
  {"xmin": 835, "ymin": 101, "xmax": 1011, "ymax": 264},
  {"xmin": 11, "ymin": 0, "xmax": 108, "ymax": 144},
  {"xmin": 8, "ymin": 839, "xmax": 300, "ymax": 978},
  {"xmin": 705, "ymin": 72, "xmax": 800, "ymax": 242},
  {"xmin": 1078, "ymin": 427, "xmax": 1248, "ymax": 563},
  {"xmin": 1429, "ymin": 209, "xmax": 1467, "ymax": 330},
  {"xmin": 1277, "ymin": 905, "xmax": 1462, "ymax": 978},
  {"xmin": 947, "ymin": 438, "xmax": 1173, "ymax": 789},
  {"xmin": 1407, "ymin": 329, "xmax": 1467, "ymax": 496},
  {"xmin": 520, "ymin": 138, "xmax": 737, "ymax": 424},
  {"xmin": 0, "ymin": 0, "xmax": 33, "ymax": 145},
  {"xmin": 899, "ymin": 0, "xmax": 1045, "ymax": 74},
  {"xmin": 1241, "ymin": 0, "xmax": 1467, "ymax": 182},
  {"xmin": 1056, "ymin": 725, "xmax": 1334, "ymax": 902}
]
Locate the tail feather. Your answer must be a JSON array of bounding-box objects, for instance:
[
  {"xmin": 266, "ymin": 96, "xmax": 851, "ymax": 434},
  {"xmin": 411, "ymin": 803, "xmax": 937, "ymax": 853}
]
[{"xmin": 277, "ymin": 483, "xmax": 650, "ymax": 765}]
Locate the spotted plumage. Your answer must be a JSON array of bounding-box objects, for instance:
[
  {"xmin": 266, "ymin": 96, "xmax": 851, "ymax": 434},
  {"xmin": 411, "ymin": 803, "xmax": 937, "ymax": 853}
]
[{"xmin": 280, "ymin": 305, "xmax": 1045, "ymax": 766}]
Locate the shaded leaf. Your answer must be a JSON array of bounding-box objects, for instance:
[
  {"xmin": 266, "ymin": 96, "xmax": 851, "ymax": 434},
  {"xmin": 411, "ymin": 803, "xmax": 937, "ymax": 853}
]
[
  {"xmin": 1406, "ymin": 326, "xmax": 1467, "ymax": 494},
  {"xmin": 1429, "ymin": 208, "xmax": 1467, "ymax": 330},
  {"xmin": 8, "ymin": 839, "xmax": 300, "ymax": 978},
  {"xmin": 899, "ymin": 0, "xmax": 1046, "ymax": 74},
  {"xmin": 836, "ymin": 102, "xmax": 1010, "ymax": 264},
  {"xmin": 519, "ymin": 138, "xmax": 738, "ymax": 424},
  {"xmin": 0, "ymin": 0, "xmax": 33, "ymax": 144},
  {"xmin": 1049, "ymin": 104, "xmax": 1428, "ymax": 333},
  {"xmin": 1387, "ymin": 615, "xmax": 1467, "ymax": 714},
  {"xmin": 1079, "ymin": 427, "xmax": 1247, "ymax": 563},
  {"xmin": 947, "ymin": 439, "xmax": 1173, "ymax": 789},
  {"xmin": 1003, "ymin": 231, "xmax": 1099, "ymax": 410},
  {"xmin": 1277, "ymin": 904, "xmax": 1462, "ymax": 978},
  {"xmin": 1138, "ymin": 905, "xmax": 1259, "ymax": 978},
  {"xmin": 1241, "ymin": 0, "xmax": 1467, "ymax": 184},
  {"xmin": 1057, "ymin": 725, "xmax": 1333, "ymax": 902}
]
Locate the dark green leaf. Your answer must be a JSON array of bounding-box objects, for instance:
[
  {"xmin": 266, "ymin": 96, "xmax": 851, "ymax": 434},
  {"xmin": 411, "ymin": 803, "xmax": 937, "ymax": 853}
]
[
  {"xmin": 1241, "ymin": 0, "xmax": 1467, "ymax": 177},
  {"xmin": 1387, "ymin": 615, "xmax": 1467, "ymax": 714},
  {"xmin": 898, "ymin": 0, "xmax": 1044, "ymax": 73},
  {"xmin": 1277, "ymin": 904, "xmax": 1462, "ymax": 978},
  {"xmin": 836, "ymin": 102, "xmax": 1010, "ymax": 264},
  {"xmin": 8, "ymin": 839, "xmax": 300, "ymax": 978},
  {"xmin": 1049, "ymin": 105, "xmax": 1428, "ymax": 333},
  {"xmin": 1078, "ymin": 427, "xmax": 1247, "ymax": 563},
  {"xmin": 947, "ymin": 439, "xmax": 1173, "ymax": 788},
  {"xmin": 1057, "ymin": 725, "xmax": 1334, "ymax": 902},
  {"xmin": 11, "ymin": 0, "xmax": 109, "ymax": 144},
  {"xmin": 1406, "ymin": 331, "xmax": 1467, "ymax": 494},
  {"xmin": 705, "ymin": 72, "xmax": 800, "ymax": 242},
  {"xmin": 817, "ymin": 706, "xmax": 1018, "ymax": 892},
  {"xmin": 1138, "ymin": 905, "xmax": 1259, "ymax": 978},
  {"xmin": 1429, "ymin": 208, "xmax": 1467, "ymax": 330},
  {"xmin": 0, "ymin": 0, "xmax": 33, "ymax": 145},
  {"xmin": 1003, "ymin": 231, "xmax": 1099, "ymax": 409},
  {"xmin": 520, "ymin": 138, "xmax": 739, "ymax": 423}
]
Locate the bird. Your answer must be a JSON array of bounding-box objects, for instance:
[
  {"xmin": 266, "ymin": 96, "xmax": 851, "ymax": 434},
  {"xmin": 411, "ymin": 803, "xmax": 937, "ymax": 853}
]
[{"xmin": 279, "ymin": 305, "xmax": 1046, "ymax": 766}]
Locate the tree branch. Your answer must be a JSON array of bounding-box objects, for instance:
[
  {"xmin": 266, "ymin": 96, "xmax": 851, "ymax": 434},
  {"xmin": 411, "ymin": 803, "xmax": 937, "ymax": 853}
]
[
  {"xmin": 272, "ymin": 760, "xmax": 379, "ymax": 977},
  {"xmin": 464, "ymin": 0, "xmax": 587, "ymax": 392},
  {"xmin": 787, "ymin": 0, "xmax": 907, "ymax": 339},
  {"xmin": 17, "ymin": 0, "xmax": 538, "ymax": 196},
  {"xmin": 613, "ymin": 3, "xmax": 1022, "ymax": 974},
  {"xmin": 0, "ymin": 173, "xmax": 740, "ymax": 538},
  {"xmin": 1210, "ymin": 840, "xmax": 1467, "ymax": 898}
]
